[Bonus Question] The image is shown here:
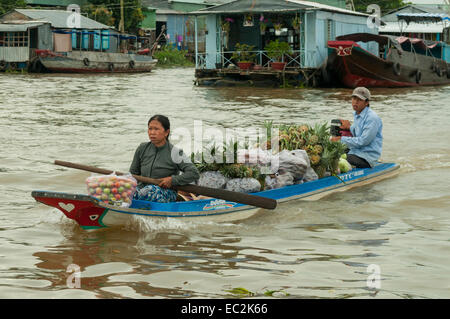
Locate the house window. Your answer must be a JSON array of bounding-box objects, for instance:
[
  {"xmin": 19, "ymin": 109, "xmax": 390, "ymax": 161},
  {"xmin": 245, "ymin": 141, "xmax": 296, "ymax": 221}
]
[
  {"xmin": 0, "ymin": 32, "xmax": 28, "ymax": 47},
  {"xmin": 325, "ymin": 19, "xmax": 335, "ymax": 45}
]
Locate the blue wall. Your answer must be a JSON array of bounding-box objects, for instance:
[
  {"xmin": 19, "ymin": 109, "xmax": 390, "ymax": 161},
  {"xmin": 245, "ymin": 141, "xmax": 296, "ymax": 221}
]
[
  {"xmin": 200, "ymin": 10, "xmax": 379, "ymax": 69},
  {"xmin": 309, "ymin": 11, "xmax": 378, "ymax": 68}
]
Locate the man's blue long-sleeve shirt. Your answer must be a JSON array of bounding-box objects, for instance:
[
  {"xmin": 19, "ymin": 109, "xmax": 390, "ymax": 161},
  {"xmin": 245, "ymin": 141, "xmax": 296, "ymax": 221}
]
[{"xmin": 340, "ymin": 106, "xmax": 383, "ymax": 167}]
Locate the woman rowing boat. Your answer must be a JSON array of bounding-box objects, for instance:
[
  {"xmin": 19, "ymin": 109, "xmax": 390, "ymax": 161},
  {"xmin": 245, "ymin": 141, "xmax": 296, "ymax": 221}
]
[{"xmin": 129, "ymin": 115, "xmax": 199, "ymax": 202}]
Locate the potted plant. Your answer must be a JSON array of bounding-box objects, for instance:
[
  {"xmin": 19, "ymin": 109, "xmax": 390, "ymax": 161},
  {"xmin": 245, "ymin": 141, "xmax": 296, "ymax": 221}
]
[
  {"xmin": 259, "ymin": 15, "xmax": 268, "ymax": 35},
  {"xmin": 265, "ymin": 40, "xmax": 292, "ymax": 70},
  {"xmin": 292, "ymin": 15, "xmax": 301, "ymax": 33},
  {"xmin": 231, "ymin": 43, "xmax": 256, "ymax": 70},
  {"xmin": 273, "ymin": 22, "xmax": 283, "ymax": 36},
  {"xmin": 221, "ymin": 17, "xmax": 234, "ymax": 33},
  {"xmin": 243, "ymin": 13, "xmax": 254, "ymax": 27}
]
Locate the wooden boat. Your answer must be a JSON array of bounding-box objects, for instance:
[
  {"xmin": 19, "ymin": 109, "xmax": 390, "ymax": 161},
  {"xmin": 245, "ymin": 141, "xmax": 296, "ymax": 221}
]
[
  {"xmin": 31, "ymin": 49, "xmax": 157, "ymax": 73},
  {"xmin": 326, "ymin": 33, "xmax": 450, "ymax": 88},
  {"xmin": 32, "ymin": 163, "xmax": 399, "ymax": 230}
]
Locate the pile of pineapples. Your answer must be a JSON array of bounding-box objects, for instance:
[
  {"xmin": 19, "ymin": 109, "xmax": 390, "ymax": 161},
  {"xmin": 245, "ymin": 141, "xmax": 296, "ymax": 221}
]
[
  {"xmin": 191, "ymin": 140, "xmax": 265, "ymax": 187},
  {"xmin": 191, "ymin": 121, "xmax": 347, "ymax": 188},
  {"xmin": 272, "ymin": 122, "xmax": 347, "ymax": 178}
]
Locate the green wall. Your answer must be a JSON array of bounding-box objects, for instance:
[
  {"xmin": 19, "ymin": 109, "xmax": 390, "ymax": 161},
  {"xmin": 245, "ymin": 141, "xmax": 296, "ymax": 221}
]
[
  {"xmin": 141, "ymin": 8, "xmax": 156, "ymax": 29},
  {"xmin": 172, "ymin": 2, "xmax": 206, "ymax": 12},
  {"xmin": 314, "ymin": 0, "xmax": 347, "ymax": 9}
]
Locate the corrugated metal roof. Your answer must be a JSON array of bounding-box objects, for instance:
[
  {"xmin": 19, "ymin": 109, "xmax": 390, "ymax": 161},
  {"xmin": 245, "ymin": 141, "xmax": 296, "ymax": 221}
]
[
  {"xmin": 15, "ymin": 9, "xmax": 111, "ymax": 29},
  {"xmin": 192, "ymin": 0, "xmax": 368, "ymax": 16},
  {"xmin": 379, "ymin": 21, "xmax": 444, "ymax": 33},
  {"xmin": 397, "ymin": 12, "xmax": 450, "ymax": 21},
  {"xmin": 289, "ymin": 0, "xmax": 368, "ymax": 16},
  {"xmin": 0, "ymin": 21, "xmax": 47, "ymax": 32}
]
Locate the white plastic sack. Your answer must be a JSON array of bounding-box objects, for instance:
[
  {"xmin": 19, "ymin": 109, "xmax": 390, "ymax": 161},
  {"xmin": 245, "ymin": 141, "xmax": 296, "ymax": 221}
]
[
  {"xmin": 275, "ymin": 150, "xmax": 308, "ymax": 181},
  {"xmin": 264, "ymin": 172, "xmax": 294, "ymax": 190},
  {"xmin": 197, "ymin": 171, "xmax": 228, "ymax": 189},
  {"xmin": 225, "ymin": 178, "xmax": 261, "ymax": 193},
  {"xmin": 289, "ymin": 149, "xmax": 318, "ymax": 182}
]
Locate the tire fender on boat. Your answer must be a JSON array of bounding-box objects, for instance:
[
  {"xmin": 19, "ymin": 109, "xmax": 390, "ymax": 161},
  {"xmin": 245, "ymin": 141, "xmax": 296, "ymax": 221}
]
[
  {"xmin": 32, "ymin": 59, "xmax": 43, "ymax": 73},
  {"xmin": 436, "ymin": 66, "xmax": 444, "ymax": 77},
  {"xmin": 108, "ymin": 63, "xmax": 114, "ymax": 72},
  {"xmin": 447, "ymin": 66, "xmax": 450, "ymax": 79},
  {"xmin": 129, "ymin": 60, "xmax": 135, "ymax": 69},
  {"xmin": 415, "ymin": 69, "xmax": 422, "ymax": 84},
  {"xmin": 83, "ymin": 58, "xmax": 90, "ymax": 66},
  {"xmin": 431, "ymin": 62, "xmax": 438, "ymax": 72},
  {"xmin": 0, "ymin": 60, "xmax": 6, "ymax": 71},
  {"xmin": 393, "ymin": 62, "xmax": 401, "ymax": 76}
]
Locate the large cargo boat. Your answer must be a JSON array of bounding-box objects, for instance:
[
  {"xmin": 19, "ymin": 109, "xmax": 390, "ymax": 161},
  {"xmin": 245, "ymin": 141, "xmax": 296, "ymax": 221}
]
[{"xmin": 326, "ymin": 33, "xmax": 450, "ymax": 88}]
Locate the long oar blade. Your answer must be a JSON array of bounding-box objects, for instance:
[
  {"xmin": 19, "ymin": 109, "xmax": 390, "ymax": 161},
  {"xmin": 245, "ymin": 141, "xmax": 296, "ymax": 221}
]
[{"xmin": 54, "ymin": 160, "xmax": 277, "ymax": 210}]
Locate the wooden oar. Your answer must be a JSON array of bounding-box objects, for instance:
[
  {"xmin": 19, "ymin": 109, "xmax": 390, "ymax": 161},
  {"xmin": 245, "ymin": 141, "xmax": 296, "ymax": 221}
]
[{"xmin": 54, "ymin": 160, "xmax": 277, "ymax": 210}]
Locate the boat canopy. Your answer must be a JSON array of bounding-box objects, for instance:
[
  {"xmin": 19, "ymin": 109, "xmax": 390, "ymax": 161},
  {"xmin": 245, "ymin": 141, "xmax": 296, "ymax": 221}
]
[
  {"xmin": 335, "ymin": 33, "xmax": 404, "ymax": 52},
  {"xmin": 335, "ymin": 32, "xmax": 448, "ymax": 53},
  {"xmin": 396, "ymin": 36, "xmax": 441, "ymax": 50}
]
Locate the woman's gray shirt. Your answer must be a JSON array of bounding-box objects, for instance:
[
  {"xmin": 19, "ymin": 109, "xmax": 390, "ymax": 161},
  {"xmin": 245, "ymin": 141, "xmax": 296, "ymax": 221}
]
[{"xmin": 129, "ymin": 142, "xmax": 199, "ymax": 186}]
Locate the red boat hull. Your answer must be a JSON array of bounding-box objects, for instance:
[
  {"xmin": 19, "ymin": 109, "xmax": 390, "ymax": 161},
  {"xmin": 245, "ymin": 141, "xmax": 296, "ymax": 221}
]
[{"xmin": 327, "ymin": 37, "xmax": 450, "ymax": 88}]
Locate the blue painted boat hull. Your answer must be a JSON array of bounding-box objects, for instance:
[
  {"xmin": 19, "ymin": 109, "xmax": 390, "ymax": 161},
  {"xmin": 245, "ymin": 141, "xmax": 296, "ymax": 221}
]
[{"xmin": 32, "ymin": 163, "xmax": 399, "ymax": 229}]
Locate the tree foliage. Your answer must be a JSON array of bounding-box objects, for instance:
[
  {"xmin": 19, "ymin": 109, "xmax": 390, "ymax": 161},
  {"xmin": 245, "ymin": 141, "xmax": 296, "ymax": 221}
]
[
  {"xmin": 353, "ymin": 0, "xmax": 409, "ymax": 14},
  {"xmin": 0, "ymin": 0, "xmax": 27, "ymax": 16},
  {"xmin": 82, "ymin": 4, "xmax": 115, "ymax": 27},
  {"xmin": 86, "ymin": 0, "xmax": 144, "ymax": 33}
]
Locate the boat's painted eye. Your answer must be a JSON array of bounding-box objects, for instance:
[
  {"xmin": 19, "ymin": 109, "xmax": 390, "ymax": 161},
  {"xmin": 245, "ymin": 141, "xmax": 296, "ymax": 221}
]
[{"xmin": 89, "ymin": 215, "xmax": 99, "ymax": 221}]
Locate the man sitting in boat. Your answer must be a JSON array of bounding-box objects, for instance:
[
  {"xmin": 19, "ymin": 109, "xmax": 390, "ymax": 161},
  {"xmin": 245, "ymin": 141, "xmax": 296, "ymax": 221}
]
[
  {"xmin": 130, "ymin": 115, "xmax": 199, "ymax": 202},
  {"xmin": 331, "ymin": 87, "xmax": 383, "ymax": 168}
]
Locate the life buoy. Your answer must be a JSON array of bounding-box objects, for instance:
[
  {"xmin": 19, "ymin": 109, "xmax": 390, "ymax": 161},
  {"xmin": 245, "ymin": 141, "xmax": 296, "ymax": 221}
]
[
  {"xmin": 415, "ymin": 70, "xmax": 422, "ymax": 84},
  {"xmin": 393, "ymin": 62, "xmax": 401, "ymax": 76},
  {"xmin": 129, "ymin": 60, "xmax": 135, "ymax": 69},
  {"xmin": 0, "ymin": 60, "xmax": 6, "ymax": 71},
  {"xmin": 108, "ymin": 63, "xmax": 114, "ymax": 72},
  {"xmin": 83, "ymin": 58, "xmax": 90, "ymax": 66}
]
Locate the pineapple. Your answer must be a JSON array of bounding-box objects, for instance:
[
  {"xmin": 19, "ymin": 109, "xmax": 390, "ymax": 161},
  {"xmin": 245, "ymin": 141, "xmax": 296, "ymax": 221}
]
[
  {"xmin": 313, "ymin": 144, "xmax": 323, "ymax": 155},
  {"xmin": 310, "ymin": 154, "xmax": 321, "ymax": 165},
  {"xmin": 308, "ymin": 134, "xmax": 319, "ymax": 145},
  {"xmin": 299, "ymin": 125, "xmax": 309, "ymax": 133}
]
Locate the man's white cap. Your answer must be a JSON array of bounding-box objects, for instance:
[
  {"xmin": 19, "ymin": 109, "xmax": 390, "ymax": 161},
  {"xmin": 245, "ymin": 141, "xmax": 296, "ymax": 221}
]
[{"xmin": 352, "ymin": 87, "xmax": 371, "ymax": 101}]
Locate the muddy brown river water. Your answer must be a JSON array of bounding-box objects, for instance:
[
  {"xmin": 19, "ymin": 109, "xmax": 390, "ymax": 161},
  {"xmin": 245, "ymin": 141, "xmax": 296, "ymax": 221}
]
[{"xmin": 0, "ymin": 68, "xmax": 449, "ymax": 298}]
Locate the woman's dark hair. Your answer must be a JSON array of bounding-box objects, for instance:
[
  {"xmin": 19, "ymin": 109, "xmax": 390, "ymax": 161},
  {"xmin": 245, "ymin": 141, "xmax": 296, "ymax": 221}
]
[{"xmin": 148, "ymin": 114, "xmax": 170, "ymax": 139}]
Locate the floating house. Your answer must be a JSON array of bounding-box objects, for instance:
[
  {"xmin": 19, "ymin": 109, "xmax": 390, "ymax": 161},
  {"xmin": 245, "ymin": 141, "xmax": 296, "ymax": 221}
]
[
  {"xmin": 0, "ymin": 9, "xmax": 156, "ymax": 73},
  {"xmin": 191, "ymin": 0, "xmax": 375, "ymax": 87},
  {"xmin": 141, "ymin": 0, "xmax": 235, "ymax": 53},
  {"xmin": 142, "ymin": 0, "xmax": 208, "ymax": 52},
  {"xmin": 0, "ymin": 9, "xmax": 113, "ymax": 71}
]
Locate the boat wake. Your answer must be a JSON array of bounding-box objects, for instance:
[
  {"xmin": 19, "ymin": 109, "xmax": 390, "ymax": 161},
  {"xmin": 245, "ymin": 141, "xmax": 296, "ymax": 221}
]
[
  {"xmin": 396, "ymin": 152, "xmax": 450, "ymax": 173},
  {"xmin": 123, "ymin": 214, "xmax": 240, "ymax": 233}
]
